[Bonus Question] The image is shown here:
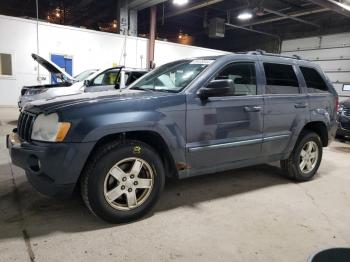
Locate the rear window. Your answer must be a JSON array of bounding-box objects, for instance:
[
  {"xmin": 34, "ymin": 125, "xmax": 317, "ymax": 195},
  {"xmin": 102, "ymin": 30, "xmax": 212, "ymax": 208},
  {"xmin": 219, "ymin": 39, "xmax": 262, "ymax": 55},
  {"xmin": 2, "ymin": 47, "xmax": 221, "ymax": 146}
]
[
  {"xmin": 263, "ymin": 63, "xmax": 299, "ymax": 94},
  {"xmin": 300, "ymin": 66, "xmax": 329, "ymax": 93}
]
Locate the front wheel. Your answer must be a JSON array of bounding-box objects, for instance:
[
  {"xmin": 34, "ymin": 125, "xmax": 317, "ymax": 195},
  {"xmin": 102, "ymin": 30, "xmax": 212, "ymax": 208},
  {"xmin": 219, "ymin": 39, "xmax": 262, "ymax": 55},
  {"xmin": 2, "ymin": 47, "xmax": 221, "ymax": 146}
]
[
  {"xmin": 80, "ymin": 140, "xmax": 165, "ymax": 223},
  {"xmin": 280, "ymin": 132, "xmax": 323, "ymax": 181}
]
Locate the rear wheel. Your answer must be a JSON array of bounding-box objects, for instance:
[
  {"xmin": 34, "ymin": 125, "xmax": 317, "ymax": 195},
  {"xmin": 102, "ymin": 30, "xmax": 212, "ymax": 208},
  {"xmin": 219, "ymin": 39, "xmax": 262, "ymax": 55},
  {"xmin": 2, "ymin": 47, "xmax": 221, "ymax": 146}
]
[
  {"xmin": 280, "ymin": 132, "xmax": 323, "ymax": 181},
  {"xmin": 80, "ymin": 140, "xmax": 165, "ymax": 223}
]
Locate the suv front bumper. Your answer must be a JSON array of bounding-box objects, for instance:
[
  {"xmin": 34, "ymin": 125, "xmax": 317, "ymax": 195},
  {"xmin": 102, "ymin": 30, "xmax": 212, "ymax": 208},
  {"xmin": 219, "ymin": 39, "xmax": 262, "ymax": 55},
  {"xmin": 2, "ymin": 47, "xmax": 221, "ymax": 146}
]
[
  {"xmin": 336, "ymin": 114, "xmax": 350, "ymax": 138},
  {"xmin": 7, "ymin": 131, "xmax": 95, "ymax": 198}
]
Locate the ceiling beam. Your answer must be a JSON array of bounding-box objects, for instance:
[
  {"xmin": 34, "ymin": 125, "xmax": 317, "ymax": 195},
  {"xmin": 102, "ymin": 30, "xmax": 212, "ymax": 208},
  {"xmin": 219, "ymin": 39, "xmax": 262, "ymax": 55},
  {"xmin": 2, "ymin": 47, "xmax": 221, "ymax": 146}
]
[
  {"xmin": 225, "ymin": 23, "xmax": 281, "ymax": 39},
  {"xmin": 306, "ymin": 0, "xmax": 350, "ymax": 17},
  {"xmin": 242, "ymin": 8, "xmax": 328, "ymax": 27},
  {"xmin": 128, "ymin": 0, "xmax": 167, "ymax": 11},
  {"xmin": 264, "ymin": 7, "xmax": 321, "ymax": 28},
  {"xmin": 164, "ymin": 0, "xmax": 224, "ymax": 19}
]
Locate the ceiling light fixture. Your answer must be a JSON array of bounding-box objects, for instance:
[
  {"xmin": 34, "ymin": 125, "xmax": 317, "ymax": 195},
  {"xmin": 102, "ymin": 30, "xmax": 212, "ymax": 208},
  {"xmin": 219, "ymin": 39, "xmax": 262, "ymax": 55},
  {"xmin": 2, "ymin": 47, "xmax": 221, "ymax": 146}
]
[
  {"xmin": 237, "ymin": 10, "xmax": 253, "ymax": 20},
  {"xmin": 173, "ymin": 0, "xmax": 189, "ymax": 6}
]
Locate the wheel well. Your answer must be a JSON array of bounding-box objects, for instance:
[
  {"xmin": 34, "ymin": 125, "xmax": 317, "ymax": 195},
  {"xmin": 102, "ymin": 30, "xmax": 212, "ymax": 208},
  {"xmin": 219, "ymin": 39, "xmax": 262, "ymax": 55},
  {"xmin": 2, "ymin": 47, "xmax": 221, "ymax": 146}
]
[
  {"xmin": 86, "ymin": 131, "xmax": 177, "ymax": 177},
  {"xmin": 301, "ymin": 122, "xmax": 328, "ymax": 147}
]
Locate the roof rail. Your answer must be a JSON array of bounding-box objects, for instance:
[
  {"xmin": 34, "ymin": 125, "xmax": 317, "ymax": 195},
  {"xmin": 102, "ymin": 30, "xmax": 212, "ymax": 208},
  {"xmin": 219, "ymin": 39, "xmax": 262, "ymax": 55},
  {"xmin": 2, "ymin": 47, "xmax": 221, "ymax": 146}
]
[{"xmin": 245, "ymin": 50, "xmax": 306, "ymax": 60}]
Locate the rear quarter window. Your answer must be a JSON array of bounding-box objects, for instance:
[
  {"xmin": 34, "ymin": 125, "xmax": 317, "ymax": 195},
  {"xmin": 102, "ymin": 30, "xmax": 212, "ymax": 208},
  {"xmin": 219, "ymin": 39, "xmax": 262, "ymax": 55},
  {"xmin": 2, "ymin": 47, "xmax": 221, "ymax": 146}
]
[{"xmin": 300, "ymin": 66, "xmax": 329, "ymax": 93}]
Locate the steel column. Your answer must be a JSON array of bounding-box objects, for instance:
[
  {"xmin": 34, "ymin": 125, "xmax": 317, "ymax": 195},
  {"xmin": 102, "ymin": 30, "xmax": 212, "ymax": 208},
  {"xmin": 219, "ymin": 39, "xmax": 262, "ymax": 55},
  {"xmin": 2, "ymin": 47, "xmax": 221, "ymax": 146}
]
[{"xmin": 148, "ymin": 5, "xmax": 157, "ymax": 69}]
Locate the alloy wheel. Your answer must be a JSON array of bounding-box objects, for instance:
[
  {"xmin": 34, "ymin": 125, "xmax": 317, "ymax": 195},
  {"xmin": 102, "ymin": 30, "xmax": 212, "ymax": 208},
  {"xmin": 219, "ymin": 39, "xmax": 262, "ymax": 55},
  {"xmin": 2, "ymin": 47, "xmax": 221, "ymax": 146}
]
[
  {"xmin": 103, "ymin": 157, "xmax": 154, "ymax": 210},
  {"xmin": 299, "ymin": 141, "xmax": 319, "ymax": 174}
]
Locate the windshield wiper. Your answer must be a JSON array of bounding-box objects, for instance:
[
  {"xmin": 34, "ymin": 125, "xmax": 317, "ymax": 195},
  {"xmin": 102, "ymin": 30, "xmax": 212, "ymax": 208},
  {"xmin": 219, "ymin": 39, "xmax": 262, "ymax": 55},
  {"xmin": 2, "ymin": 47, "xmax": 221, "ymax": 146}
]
[
  {"xmin": 152, "ymin": 89, "xmax": 177, "ymax": 93},
  {"xmin": 130, "ymin": 87, "xmax": 152, "ymax": 91},
  {"xmin": 130, "ymin": 87, "xmax": 177, "ymax": 93}
]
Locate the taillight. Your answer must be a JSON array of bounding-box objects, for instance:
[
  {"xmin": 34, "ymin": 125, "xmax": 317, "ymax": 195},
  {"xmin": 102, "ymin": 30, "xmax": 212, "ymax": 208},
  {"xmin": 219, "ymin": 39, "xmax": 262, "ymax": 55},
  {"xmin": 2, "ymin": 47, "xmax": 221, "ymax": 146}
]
[{"xmin": 335, "ymin": 96, "xmax": 339, "ymax": 112}]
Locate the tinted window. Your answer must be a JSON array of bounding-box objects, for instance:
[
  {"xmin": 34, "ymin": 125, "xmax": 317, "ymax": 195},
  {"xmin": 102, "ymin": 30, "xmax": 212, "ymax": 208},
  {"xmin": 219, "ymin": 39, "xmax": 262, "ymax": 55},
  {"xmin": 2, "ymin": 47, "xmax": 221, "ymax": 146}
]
[
  {"xmin": 214, "ymin": 62, "xmax": 257, "ymax": 96},
  {"xmin": 300, "ymin": 66, "xmax": 329, "ymax": 93},
  {"xmin": 0, "ymin": 53, "xmax": 12, "ymax": 76},
  {"xmin": 126, "ymin": 72, "xmax": 145, "ymax": 85},
  {"xmin": 264, "ymin": 63, "xmax": 299, "ymax": 94}
]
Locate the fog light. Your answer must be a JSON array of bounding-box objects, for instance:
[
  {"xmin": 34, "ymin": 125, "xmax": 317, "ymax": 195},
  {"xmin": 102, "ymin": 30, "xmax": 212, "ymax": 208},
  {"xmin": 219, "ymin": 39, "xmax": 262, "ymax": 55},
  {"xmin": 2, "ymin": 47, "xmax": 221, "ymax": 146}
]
[{"xmin": 28, "ymin": 155, "xmax": 40, "ymax": 172}]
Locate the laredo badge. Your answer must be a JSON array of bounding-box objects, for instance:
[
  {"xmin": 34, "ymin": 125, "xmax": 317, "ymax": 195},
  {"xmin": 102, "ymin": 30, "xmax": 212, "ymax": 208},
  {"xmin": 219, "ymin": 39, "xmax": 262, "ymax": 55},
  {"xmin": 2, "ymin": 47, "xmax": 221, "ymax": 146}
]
[{"xmin": 133, "ymin": 145, "xmax": 141, "ymax": 154}]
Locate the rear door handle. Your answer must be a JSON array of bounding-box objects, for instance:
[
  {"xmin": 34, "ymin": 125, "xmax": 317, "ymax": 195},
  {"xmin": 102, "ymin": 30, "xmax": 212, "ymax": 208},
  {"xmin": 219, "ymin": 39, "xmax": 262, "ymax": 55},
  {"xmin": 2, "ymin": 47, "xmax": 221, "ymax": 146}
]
[
  {"xmin": 244, "ymin": 106, "xmax": 261, "ymax": 112},
  {"xmin": 294, "ymin": 102, "xmax": 308, "ymax": 108}
]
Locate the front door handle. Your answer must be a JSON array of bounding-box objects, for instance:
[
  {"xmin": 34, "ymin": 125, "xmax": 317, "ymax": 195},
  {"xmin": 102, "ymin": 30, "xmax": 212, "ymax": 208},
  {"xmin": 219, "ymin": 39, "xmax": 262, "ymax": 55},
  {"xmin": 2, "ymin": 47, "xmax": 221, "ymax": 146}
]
[
  {"xmin": 244, "ymin": 106, "xmax": 261, "ymax": 112},
  {"xmin": 294, "ymin": 102, "xmax": 308, "ymax": 108}
]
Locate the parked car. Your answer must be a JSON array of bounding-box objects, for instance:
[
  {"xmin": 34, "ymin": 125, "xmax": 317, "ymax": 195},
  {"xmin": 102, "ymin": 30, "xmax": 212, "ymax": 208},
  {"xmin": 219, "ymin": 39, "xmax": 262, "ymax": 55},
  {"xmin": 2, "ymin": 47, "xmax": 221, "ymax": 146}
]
[
  {"xmin": 7, "ymin": 51, "xmax": 338, "ymax": 223},
  {"xmin": 336, "ymin": 98, "xmax": 350, "ymax": 139},
  {"xmin": 18, "ymin": 54, "xmax": 147, "ymax": 109}
]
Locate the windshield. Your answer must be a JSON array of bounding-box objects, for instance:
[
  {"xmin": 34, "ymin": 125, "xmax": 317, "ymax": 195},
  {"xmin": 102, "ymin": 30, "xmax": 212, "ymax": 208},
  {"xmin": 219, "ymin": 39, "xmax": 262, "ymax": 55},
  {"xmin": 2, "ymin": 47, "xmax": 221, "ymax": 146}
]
[
  {"xmin": 74, "ymin": 69, "xmax": 98, "ymax": 82},
  {"xmin": 129, "ymin": 59, "xmax": 214, "ymax": 92}
]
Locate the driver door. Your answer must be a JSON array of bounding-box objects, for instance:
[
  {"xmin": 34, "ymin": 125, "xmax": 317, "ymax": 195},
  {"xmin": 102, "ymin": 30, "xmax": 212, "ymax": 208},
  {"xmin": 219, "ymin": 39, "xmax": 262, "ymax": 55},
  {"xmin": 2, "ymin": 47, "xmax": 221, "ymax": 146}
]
[
  {"xmin": 186, "ymin": 61, "xmax": 264, "ymax": 173},
  {"xmin": 85, "ymin": 68, "xmax": 121, "ymax": 92}
]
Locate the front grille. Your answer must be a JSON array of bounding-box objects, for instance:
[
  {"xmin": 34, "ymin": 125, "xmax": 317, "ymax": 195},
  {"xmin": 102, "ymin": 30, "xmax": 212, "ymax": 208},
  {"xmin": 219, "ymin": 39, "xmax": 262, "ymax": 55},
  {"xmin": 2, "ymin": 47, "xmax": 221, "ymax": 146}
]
[
  {"xmin": 17, "ymin": 111, "xmax": 36, "ymax": 141},
  {"xmin": 341, "ymin": 121, "xmax": 350, "ymax": 130},
  {"xmin": 343, "ymin": 108, "xmax": 350, "ymax": 117}
]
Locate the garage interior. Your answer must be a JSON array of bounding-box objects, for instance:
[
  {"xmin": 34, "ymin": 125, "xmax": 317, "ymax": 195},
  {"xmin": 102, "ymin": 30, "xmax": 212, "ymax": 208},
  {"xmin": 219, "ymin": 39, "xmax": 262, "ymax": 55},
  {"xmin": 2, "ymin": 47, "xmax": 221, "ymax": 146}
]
[{"xmin": 1, "ymin": 0, "xmax": 350, "ymax": 261}]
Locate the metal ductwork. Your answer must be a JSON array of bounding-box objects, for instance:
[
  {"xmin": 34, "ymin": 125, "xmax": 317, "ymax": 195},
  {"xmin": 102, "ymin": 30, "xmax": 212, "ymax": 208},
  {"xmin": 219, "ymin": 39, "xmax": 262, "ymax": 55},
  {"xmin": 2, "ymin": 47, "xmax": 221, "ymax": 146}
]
[{"xmin": 208, "ymin": 17, "xmax": 226, "ymax": 38}]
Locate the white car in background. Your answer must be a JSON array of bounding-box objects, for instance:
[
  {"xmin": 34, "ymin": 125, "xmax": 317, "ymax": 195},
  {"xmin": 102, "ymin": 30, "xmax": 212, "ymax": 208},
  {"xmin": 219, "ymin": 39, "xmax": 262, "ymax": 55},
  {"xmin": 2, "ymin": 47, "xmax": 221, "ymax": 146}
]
[{"xmin": 18, "ymin": 54, "xmax": 147, "ymax": 109}]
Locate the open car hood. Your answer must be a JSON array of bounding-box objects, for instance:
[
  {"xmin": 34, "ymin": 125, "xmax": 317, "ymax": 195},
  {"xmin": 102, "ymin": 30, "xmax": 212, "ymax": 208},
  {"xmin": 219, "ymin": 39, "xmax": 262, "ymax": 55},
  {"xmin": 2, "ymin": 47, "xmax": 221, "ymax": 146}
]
[{"xmin": 32, "ymin": 53, "xmax": 75, "ymax": 83}]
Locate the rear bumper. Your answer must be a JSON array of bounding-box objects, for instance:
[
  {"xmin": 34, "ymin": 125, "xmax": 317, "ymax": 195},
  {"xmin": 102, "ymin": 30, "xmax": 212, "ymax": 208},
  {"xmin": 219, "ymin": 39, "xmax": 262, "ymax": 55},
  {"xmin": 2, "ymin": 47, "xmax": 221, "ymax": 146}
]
[{"xmin": 7, "ymin": 132, "xmax": 95, "ymax": 198}]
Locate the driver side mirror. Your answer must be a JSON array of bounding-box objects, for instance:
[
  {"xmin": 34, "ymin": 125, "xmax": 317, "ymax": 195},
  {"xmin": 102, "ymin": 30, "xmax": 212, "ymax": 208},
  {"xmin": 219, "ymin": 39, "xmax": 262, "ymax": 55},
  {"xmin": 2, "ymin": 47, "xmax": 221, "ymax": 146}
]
[{"xmin": 198, "ymin": 79, "xmax": 234, "ymax": 100}]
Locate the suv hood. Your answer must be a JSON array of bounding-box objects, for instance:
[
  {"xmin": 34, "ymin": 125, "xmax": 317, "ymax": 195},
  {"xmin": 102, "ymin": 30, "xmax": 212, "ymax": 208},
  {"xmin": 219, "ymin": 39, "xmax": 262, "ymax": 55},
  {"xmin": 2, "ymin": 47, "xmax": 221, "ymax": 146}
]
[
  {"xmin": 24, "ymin": 89, "xmax": 173, "ymax": 114},
  {"xmin": 32, "ymin": 53, "xmax": 75, "ymax": 83}
]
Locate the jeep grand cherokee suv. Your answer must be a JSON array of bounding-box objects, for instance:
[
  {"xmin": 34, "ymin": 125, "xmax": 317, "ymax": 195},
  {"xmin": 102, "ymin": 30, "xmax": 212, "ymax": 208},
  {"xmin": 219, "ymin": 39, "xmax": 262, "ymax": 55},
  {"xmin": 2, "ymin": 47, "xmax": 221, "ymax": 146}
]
[{"xmin": 7, "ymin": 51, "xmax": 338, "ymax": 223}]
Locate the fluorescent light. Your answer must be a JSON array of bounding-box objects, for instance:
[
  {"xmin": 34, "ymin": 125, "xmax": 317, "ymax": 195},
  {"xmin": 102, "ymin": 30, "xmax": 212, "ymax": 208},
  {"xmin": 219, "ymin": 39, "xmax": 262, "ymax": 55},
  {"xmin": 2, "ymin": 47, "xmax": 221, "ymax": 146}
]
[
  {"xmin": 237, "ymin": 11, "xmax": 253, "ymax": 20},
  {"xmin": 173, "ymin": 0, "xmax": 189, "ymax": 5}
]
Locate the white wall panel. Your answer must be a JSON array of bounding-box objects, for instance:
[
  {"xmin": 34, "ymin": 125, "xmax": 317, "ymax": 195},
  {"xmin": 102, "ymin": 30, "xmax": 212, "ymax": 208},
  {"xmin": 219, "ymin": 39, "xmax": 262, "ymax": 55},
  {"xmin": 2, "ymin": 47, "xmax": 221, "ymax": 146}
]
[
  {"xmin": 0, "ymin": 15, "xmax": 227, "ymax": 106},
  {"xmin": 154, "ymin": 40, "xmax": 228, "ymax": 66}
]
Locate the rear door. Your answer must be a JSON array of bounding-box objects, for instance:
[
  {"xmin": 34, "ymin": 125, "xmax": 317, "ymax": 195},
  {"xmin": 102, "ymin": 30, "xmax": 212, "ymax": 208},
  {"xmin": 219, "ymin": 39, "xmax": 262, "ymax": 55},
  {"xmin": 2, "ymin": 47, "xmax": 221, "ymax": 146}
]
[{"xmin": 261, "ymin": 60, "xmax": 309, "ymax": 157}]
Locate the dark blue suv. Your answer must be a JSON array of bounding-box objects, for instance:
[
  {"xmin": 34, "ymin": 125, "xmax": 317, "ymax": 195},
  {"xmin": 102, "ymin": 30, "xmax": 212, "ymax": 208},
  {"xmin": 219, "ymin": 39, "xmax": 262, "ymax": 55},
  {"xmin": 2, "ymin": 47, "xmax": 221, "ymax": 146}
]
[{"xmin": 7, "ymin": 51, "xmax": 338, "ymax": 223}]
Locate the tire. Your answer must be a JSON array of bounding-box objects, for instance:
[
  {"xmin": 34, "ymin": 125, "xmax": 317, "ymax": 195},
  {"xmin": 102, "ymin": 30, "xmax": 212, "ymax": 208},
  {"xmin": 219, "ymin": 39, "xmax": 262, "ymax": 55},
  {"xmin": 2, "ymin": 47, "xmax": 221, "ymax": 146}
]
[
  {"xmin": 80, "ymin": 140, "xmax": 165, "ymax": 223},
  {"xmin": 280, "ymin": 131, "xmax": 323, "ymax": 181}
]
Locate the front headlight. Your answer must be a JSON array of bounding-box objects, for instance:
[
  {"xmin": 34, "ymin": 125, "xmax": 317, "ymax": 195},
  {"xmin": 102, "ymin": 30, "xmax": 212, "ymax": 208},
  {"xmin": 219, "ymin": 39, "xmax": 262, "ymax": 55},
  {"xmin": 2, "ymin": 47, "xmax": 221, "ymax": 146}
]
[
  {"xmin": 31, "ymin": 113, "xmax": 71, "ymax": 142},
  {"xmin": 25, "ymin": 88, "xmax": 48, "ymax": 96},
  {"xmin": 338, "ymin": 105, "xmax": 344, "ymax": 114}
]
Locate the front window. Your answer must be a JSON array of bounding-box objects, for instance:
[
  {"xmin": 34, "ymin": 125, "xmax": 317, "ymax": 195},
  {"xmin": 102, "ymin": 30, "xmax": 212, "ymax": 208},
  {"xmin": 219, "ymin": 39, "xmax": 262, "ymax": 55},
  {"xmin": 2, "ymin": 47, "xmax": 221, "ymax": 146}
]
[
  {"xmin": 129, "ymin": 59, "xmax": 214, "ymax": 92},
  {"xmin": 213, "ymin": 62, "xmax": 257, "ymax": 96}
]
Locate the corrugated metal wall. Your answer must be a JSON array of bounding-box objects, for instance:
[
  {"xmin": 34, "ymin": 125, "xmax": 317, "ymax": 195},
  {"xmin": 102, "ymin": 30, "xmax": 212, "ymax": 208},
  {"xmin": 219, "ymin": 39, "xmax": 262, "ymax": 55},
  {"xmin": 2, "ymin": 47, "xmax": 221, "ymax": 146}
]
[{"xmin": 282, "ymin": 33, "xmax": 350, "ymax": 99}]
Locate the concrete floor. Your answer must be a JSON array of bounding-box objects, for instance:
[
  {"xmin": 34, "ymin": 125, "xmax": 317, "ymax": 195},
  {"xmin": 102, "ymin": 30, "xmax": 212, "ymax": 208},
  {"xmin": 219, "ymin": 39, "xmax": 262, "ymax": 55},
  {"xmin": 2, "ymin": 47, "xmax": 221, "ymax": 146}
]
[{"xmin": 0, "ymin": 107, "xmax": 350, "ymax": 262}]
